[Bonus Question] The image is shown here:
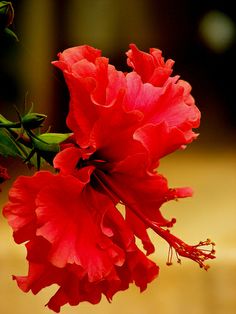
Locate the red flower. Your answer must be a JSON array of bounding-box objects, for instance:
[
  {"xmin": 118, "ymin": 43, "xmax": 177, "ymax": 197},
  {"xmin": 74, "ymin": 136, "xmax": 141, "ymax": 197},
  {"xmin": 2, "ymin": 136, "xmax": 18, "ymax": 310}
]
[{"xmin": 3, "ymin": 44, "xmax": 215, "ymax": 312}]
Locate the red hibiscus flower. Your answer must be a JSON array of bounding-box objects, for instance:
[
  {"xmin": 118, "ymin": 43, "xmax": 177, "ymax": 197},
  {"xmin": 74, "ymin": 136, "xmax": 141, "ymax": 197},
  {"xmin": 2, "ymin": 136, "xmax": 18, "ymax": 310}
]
[{"xmin": 3, "ymin": 44, "xmax": 215, "ymax": 312}]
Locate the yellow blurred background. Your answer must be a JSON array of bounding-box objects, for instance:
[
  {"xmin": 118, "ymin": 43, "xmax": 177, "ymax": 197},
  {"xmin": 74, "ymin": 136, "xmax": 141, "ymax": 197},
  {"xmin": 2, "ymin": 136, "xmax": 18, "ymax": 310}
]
[{"xmin": 1, "ymin": 1, "xmax": 236, "ymax": 313}]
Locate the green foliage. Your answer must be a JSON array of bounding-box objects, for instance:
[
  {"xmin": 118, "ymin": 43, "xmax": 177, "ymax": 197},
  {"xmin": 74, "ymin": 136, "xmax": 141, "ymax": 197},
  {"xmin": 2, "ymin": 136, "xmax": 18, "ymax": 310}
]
[
  {"xmin": 38, "ymin": 133, "xmax": 70, "ymax": 145},
  {"xmin": 0, "ymin": 128, "xmax": 26, "ymax": 158},
  {"xmin": 29, "ymin": 133, "xmax": 70, "ymax": 168},
  {"xmin": 0, "ymin": 110, "xmax": 71, "ymax": 170}
]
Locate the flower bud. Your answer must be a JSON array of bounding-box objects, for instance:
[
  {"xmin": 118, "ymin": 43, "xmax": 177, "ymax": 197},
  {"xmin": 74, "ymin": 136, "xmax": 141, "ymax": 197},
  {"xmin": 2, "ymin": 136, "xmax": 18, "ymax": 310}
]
[
  {"xmin": 0, "ymin": 1, "xmax": 14, "ymax": 30},
  {"xmin": 22, "ymin": 113, "xmax": 47, "ymax": 129}
]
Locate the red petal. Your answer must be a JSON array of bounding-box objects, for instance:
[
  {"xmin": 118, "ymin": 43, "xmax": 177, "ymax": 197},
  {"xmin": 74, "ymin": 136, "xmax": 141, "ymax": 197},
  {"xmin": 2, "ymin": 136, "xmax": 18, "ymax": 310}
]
[
  {"xmin": 52, "ymin": 45, "xmax": 101, "ymax": 71},
  {"xmin": 126, "ymin": 43, "xmax": 174, "ymax": 86},
  {"xmin": 134, "ymin": 122, "xmax": 188, "ymax": 161},
  {"xmin": 3, "ymin": 172, "xmax": 53, "ymax": 243}
]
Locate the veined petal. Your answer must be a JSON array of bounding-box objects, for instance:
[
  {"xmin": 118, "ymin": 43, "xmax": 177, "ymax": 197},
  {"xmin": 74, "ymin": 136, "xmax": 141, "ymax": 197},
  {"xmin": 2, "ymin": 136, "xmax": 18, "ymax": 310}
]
[
  {"xmin": 124, "ymin": 72, "xmax": 162, "ymax": 113},
  {"xmin": 134, "ymin": 122, "xmax": 189, "ymax": 161},
  {"xmin": 34, "ymin": 175, "xmax": 124, "ymax": 276}
]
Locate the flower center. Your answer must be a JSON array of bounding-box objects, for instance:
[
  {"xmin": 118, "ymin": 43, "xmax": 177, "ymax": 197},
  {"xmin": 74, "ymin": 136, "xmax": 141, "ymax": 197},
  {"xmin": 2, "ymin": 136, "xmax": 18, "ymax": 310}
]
[{"xmin": 77, "ymin": 157, "xmax": 108, "ymax": 170}]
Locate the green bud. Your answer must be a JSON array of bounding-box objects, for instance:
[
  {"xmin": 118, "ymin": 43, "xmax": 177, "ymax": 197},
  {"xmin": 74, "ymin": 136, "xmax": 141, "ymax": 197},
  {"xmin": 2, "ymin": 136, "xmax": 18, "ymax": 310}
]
[
  {"xmin": 3, "ymin": 26, "xmax": 18, "ymax": 41},
  {"xmin": 0, "ymin": 1, "xmax": 14, "ymax": 30},
  {"xmin": 22, "ymin": 113, "xmax": 47, "ymax": 129}
]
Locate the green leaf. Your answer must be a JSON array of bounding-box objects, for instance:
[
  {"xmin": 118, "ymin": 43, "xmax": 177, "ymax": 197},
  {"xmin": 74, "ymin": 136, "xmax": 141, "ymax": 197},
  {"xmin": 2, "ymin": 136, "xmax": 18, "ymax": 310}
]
[
  {"xmin": 0, "ymin": 113, "xmax": 11, "ymax": 124},
  {"xmin": 0, "ymin": 114, "xmax": 19, "ymax": 128},
  {"xmin": 38, "ymin": 133, "xmax": 71, "ymax": 145},
  {"xmin": 2, "ymin": 27, "xmax": 18, "ymax": 41},
  {"xmin": 0, "ymin": 128, "xmax": 24, "ymax": 158}
]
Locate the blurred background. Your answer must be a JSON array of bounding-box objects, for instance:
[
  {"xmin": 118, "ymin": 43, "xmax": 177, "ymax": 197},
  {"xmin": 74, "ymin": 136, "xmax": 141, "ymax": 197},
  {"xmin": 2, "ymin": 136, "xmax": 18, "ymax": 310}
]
[{"xmin": 0, "ymin": 0, "xmax": 236, "ymax": 313}]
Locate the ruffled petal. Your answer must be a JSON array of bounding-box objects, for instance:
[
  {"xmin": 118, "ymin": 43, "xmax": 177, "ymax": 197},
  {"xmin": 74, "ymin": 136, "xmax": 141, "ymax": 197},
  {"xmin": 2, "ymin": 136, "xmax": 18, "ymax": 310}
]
[
  {"xmin": 53, "ymin": 47, "xmax": 126, "ymax": 149},
  {"xmin": 134, "ymin": 122, "xmax": 188, "ymax": 161},
  {"xmin": 126, "ymin": 43, "xmax": 174, "ymax": 86},
  {"xmin": 52, "ymin": 45, "xmax": 101, "ymax": 71},
  {"xmin": 3, "ymin": 172, "xmax": 53, "ymax": 243},
  {"xmin": 5, "ymin": 170, "xmax": 160, "ymax": 311}
]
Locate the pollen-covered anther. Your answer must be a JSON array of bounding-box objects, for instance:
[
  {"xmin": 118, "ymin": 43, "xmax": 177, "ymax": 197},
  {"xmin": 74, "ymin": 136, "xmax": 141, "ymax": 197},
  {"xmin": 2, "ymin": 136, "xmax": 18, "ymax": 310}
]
[
  {"xmin": 166, "ymin": 245, "xmax": 182, "ymax": 266},
  {"xmin": 150, "ymin": 222, "xmax": 216, "ymax": 270},
  {"xmin": 175, "ymin": 238, "xmax": 216, "ymax": 270},
  {"xmin": 166, "ymin": 245, "xmax": 173, "ymax": 266}
]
